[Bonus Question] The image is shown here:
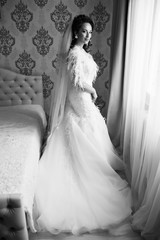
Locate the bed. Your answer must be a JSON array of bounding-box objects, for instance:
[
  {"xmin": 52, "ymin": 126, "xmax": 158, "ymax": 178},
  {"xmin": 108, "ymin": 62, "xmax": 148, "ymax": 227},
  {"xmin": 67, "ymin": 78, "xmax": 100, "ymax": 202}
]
[{"xmin": 0, "ymin": 68, "xmax": 47, "ymax": 239}]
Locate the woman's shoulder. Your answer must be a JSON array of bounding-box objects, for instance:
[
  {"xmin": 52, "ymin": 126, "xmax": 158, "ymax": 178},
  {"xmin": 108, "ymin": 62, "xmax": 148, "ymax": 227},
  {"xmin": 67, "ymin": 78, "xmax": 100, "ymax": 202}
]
[
  {"xmin": 68, "ymin": 46, "xmax": 84, "ymax": 63},
  {"xmin": 69, "ymin": 46, "xmax": 82, "ymax": 56}
]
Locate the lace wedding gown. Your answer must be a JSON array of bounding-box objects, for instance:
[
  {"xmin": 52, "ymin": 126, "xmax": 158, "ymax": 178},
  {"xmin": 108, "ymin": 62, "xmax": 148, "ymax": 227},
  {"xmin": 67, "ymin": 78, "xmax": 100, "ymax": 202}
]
[{"xmin": 33, "ymin": 46, "xmax": 132, "ymax": 235}]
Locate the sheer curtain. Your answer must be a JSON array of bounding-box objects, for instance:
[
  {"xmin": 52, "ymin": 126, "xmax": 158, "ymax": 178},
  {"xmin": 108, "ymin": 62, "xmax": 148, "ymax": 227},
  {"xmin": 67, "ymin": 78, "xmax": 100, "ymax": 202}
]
[{"xmin": 114, "ymin": 0, "xmax": 160, "ymax": 239}]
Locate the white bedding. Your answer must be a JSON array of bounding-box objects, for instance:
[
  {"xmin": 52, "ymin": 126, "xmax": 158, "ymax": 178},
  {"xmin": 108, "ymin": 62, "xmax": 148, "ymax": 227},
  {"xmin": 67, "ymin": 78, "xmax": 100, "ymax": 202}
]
[{"xmin": 0, "ymin": 104, "xmax": 47, "ymax": 231}]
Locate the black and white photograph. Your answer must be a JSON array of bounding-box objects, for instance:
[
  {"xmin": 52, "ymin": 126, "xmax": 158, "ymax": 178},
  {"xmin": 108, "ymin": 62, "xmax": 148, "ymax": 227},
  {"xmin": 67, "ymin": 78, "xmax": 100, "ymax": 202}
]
[{"xmin": 0, "ymin": 1, "xmax": 159, "ymax": 240}]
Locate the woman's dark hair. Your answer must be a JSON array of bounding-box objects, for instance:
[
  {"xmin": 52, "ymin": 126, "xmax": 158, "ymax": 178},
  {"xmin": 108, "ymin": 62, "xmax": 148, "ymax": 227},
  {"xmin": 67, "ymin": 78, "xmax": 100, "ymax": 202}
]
[{"xmin": 70, "ymin": 14, "xmax": 94, "ymax": 52}]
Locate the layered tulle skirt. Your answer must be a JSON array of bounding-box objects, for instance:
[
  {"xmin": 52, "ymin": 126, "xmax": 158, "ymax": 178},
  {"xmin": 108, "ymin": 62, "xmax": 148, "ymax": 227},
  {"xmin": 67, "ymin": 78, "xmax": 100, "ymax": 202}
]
[{"xmin": 33, "ymin": 92, "xmax": 132, "ymax": 235}]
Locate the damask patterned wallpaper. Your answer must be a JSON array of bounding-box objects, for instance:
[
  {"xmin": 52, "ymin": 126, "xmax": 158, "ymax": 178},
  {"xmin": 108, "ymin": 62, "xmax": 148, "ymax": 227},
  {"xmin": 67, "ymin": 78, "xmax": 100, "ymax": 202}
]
[{"xmin": 0, "ymin": 0, "xmax": 113, "ymax": 117}]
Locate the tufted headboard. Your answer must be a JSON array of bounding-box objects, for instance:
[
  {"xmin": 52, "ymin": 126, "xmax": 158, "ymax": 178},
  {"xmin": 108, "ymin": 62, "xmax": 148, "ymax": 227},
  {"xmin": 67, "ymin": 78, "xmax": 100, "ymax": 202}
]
[{"xmin": 0, "ymin": 68, "xmax": 44, "ymax": 107}]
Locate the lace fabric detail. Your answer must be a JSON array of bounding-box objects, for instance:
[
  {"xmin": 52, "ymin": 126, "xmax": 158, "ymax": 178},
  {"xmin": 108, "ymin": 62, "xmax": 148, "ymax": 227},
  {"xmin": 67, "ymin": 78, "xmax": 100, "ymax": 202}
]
[
  {"xmin": 66, "ymin": 46, "xmax": 100, "ymax": 128},
  {"xmin": 67, "ymin": 46, "xmax": 99, "ymax": 89},
  {"xmin": 67, "ymin": 48, "xmax": 84, "ymax": 89}
]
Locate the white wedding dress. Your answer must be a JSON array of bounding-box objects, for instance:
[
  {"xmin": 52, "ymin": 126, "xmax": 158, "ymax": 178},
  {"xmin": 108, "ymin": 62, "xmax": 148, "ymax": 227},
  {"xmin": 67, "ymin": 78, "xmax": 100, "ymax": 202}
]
[{"xmin": 33, "ymin": 46, "xmax": 132, "ymax": 235}]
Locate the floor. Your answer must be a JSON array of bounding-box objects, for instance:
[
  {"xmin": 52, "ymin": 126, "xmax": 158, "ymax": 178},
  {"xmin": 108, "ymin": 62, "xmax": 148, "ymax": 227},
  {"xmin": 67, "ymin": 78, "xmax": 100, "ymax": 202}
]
[{"xmin": 29, "ymin": 229, "xmax": 143, "ymax": 240}]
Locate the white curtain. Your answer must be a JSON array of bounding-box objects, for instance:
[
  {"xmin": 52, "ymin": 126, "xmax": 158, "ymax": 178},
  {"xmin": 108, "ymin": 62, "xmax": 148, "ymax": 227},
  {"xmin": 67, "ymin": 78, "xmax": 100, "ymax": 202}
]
[{"xmin": 121, "ymin": 0, "xmax": 160, "ymax": 238}]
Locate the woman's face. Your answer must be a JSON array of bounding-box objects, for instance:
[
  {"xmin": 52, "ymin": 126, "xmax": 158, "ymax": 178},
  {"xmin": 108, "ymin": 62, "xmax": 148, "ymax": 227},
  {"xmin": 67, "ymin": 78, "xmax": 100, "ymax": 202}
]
[{"xmin": 76, "ymin": 22, "xmax": 92, "ymax": 47}]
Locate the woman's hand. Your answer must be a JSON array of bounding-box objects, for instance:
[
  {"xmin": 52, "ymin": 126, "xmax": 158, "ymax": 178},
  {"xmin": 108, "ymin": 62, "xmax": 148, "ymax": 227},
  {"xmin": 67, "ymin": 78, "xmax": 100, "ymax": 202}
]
[{"xmin": 80, "ymin": 82, "xmax": 97, "ymax": 102}]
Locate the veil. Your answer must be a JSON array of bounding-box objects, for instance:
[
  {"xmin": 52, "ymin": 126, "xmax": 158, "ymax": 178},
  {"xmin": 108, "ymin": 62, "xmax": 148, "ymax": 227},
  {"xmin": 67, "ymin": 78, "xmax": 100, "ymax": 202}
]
[{"xmin": 47, "ymin": 21, "xmax": 73, "ymax": 143}]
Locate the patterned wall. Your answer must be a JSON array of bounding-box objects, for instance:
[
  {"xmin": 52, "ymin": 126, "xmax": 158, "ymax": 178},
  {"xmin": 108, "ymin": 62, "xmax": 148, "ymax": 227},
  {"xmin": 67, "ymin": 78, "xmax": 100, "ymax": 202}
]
[{"xmin": 0, "ymin": 0, "xmax": 113, "ymax": 117}]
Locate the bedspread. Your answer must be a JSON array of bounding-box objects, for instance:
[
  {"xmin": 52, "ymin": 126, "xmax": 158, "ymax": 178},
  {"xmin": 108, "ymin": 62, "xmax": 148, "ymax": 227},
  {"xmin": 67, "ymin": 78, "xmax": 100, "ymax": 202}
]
[{"xmin": 0, "ymin": 105, "xmax": 47, "ymax": 232}]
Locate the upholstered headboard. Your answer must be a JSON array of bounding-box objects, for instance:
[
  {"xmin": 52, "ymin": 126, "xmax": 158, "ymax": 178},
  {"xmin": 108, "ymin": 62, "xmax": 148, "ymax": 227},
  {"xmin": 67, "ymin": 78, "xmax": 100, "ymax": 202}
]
[{"xmin": 0, "ymin": 68, "xmax": 44, "ymax": 107}]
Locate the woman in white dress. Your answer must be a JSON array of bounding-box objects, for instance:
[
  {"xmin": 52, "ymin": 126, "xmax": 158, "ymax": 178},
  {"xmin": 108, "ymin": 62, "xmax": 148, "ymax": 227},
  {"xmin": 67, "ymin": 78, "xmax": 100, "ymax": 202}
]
[{"xmin": 34, "ymin": 15, "xmax": 132, "ymax": 235}]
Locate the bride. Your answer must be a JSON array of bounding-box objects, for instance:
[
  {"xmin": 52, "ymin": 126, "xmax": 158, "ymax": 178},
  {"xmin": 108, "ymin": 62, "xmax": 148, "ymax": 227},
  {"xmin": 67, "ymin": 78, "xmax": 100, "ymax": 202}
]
[{"xmin": 33, "ymin": 14, "xmax": 132, "ymax": 235}]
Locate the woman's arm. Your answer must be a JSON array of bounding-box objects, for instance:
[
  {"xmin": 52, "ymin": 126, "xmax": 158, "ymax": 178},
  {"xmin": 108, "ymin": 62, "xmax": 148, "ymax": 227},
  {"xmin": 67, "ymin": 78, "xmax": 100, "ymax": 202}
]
[
  {"xmin": 81, "ymin": 82, "xmax": 97, "ymax": 102},
  {"xmin": 67, "ymin": 49, "xmax": 98, "ymax": 102}
]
